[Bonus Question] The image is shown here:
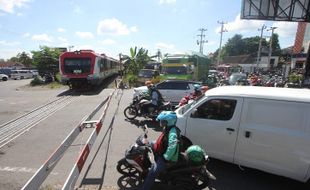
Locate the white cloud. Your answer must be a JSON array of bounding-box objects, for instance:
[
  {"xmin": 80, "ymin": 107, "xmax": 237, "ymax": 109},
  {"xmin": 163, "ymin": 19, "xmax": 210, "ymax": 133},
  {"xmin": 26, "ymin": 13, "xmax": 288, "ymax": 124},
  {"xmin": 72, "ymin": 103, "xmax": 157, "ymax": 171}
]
[
  {"xmin": 216, "ymin": 14, "xmax": 264, "ymax": 33},
  {"xmin": 97, "ymin": 18, "xmax": 138, "ymax": 35},
  {"xmin": 130, "ymin": 26, "xmax": 138, "ymax": 33},
  {"xmin": 0, "ymin": 0, "xmax": 30, "ymax": 14},
  {"xmin": 156, "ymin": 42, "xmax": 175, "ymax": 50},
  {"xmin": 0, "ymin": 48, "xmax": 24, "ymax": 60},
  {"xmin": 58, "ymin": 37, "xmax": 68, "ymax": 42},
  {"xmin": 207, "ymin": 40, "xmax": 217, "ymax": 46},
  {"xmin": 100, "ymin": 39, "xmax": 116, "ymax": 45},
  {"xmin": 159, "ymin": 0, "xmax": 176, "ymax": 5},
  {"xmin": 0, "ymin": 40, "xmax": 20, "ymax": 46},
  {"xmin": 75, "ymin": 31, "xmax": 94, "ymax": 39},
  {"xmin": 22, "ymin": 32, "xmax": 30, "ymax": 38},
  {"xmin": 31, "ymin": 34, "xmax": 53, "ymax": 42},
  {"xmin": 74, "ymin": 45, "xmax": 93, "ymax": 51},
  {"xmin": 271, "ymin": 21, "xmax": 297, "ymax": 38},
  {"xmin": 57, "ymin": 27, "xmax": 66, "ymax": 33}
]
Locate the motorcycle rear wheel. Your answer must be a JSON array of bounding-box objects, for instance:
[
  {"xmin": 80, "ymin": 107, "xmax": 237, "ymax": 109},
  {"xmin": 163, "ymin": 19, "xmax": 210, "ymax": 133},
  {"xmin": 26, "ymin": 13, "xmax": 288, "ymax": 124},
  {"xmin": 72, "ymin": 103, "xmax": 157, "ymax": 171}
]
[
  {"xmin": 124, "ymin": 106, "xmax": 138, "ymax": 120},
  {"xmin": 117, "ymin": 158, "xmax": 139, "ymax": 175},
  {"xmin": 192, "ymin": 170, "xmax": 209, "ymax": 189},
  {"xmin": 117, "ymin": 173, "xmax": 142, "ymax": 190}
]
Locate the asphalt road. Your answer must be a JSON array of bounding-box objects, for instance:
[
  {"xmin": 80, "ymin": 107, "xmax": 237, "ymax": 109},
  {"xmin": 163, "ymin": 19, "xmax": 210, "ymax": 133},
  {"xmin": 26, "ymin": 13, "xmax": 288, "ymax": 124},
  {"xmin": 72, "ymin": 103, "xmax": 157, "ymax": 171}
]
[{"xmin": 0, "ymin": 79, "xmax": 308, "ymax": 190}]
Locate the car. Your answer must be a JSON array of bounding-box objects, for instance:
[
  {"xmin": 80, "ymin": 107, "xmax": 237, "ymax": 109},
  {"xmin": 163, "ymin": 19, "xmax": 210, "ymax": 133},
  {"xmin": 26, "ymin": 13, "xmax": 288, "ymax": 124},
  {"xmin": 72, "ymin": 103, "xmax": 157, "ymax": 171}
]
[
  {"xmin": 0, "ymin": 73, "xmax": 8, "ymax": 81},
  {"xmin": 30, "ymin": 70, "xmax": 39, "ymax": 77},
  {"xmin": 133, "ymin": 80, "xmax": 201, "ymax": 105},
  {"xmin": 137, "ymin": 69, "xmax": 160, "ymax": 85},
  {"xmin": 10, "ymin": 70, "xmax": 33, "ymax": 80},
  {"xmin": 228, "ymin": 73, "xmax": 249, "ymax": 85}
]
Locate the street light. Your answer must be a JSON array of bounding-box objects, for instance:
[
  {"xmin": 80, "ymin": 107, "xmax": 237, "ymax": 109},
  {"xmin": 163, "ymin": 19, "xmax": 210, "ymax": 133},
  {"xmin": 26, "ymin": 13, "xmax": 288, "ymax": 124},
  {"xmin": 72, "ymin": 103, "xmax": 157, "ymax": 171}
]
[{"xmin": 267, "ymin": 27, "xmax": 277, "ymax": 70}]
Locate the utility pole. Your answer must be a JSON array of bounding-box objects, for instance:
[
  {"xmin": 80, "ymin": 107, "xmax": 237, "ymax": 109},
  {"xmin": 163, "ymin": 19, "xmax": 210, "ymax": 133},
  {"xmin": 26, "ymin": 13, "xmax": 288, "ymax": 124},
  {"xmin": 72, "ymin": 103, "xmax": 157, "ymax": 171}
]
[
  {"xmin": 197, "ymin": 28, "xmax": 208, "ymax": 54},
  {"xmin": 217, "ymin": 21, "xmax": 227, "ymax": 67},
  {"xmin": 68, "ymin": 45, "xmax": 74, "ymax": 52},
  {"xmin": 256, "ymin": 24, "xmax": 267, "ymax": 72},
  {"xmin": 267, "ymin": 27, "xmax": 277, "ymax": 70}
]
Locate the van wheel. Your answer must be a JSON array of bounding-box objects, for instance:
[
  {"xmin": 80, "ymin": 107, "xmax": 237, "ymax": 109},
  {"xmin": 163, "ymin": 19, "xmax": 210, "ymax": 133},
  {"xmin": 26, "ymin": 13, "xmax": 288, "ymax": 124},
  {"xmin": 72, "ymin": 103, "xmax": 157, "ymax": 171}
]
[
  {"xmin": 2, "ymin": 77, "xmax": 7, "ymax": 81},
  {"xmin": 21, "ymin": 76, "xmax": 24, "ymax": 79}
]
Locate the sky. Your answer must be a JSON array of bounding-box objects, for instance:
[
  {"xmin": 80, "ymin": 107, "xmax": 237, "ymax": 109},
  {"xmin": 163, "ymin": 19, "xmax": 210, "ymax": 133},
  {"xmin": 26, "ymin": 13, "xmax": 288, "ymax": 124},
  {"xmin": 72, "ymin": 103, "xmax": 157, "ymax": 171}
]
[{"xmin": 0, "ymin": 0, "xmax": 298, "ymax": 60}]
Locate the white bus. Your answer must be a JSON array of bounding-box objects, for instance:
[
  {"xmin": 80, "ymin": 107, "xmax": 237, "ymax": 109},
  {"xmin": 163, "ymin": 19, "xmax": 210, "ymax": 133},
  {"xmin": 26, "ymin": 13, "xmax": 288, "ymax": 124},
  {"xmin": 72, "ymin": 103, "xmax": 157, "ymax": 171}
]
[{"xmin": 11, "ymin": 70, "xmax": 33, "ymax": 80}]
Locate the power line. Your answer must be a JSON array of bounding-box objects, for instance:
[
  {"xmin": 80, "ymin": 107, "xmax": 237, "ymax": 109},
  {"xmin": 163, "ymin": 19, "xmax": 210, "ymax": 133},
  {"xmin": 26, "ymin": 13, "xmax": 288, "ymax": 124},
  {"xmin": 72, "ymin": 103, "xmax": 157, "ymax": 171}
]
[{"xmin": 197, "ymin": 28, "xmax": 208, "ymax": 54}]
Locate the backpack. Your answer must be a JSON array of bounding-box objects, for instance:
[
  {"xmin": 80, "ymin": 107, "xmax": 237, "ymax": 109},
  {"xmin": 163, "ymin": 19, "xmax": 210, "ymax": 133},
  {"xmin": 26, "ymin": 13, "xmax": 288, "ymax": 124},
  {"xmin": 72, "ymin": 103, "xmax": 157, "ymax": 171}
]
[{"xmin": 150, "ymin": 88, "xmax": 164, "ymax": 106}]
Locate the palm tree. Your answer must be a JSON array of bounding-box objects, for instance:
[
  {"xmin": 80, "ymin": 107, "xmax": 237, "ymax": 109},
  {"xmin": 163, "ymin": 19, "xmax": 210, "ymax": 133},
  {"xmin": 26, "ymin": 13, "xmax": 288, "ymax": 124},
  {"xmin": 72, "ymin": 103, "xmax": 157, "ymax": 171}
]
[{"xmin": 121, "ymin": 47, "xmax": 150, "ymax": 75}]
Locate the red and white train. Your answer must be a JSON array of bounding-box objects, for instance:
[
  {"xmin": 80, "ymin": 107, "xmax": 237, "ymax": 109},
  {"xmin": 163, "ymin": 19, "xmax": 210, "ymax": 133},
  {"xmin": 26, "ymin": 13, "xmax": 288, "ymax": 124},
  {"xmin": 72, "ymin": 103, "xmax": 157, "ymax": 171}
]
[{"xmin": 59, "ymin": 50, "xmax": 121, "ymax": 88}]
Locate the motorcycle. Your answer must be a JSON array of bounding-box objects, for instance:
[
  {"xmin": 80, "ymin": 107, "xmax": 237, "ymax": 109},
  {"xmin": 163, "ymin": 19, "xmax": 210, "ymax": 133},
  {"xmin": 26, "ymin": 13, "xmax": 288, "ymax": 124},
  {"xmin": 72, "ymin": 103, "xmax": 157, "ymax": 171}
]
[
  {"xmin": 116, "ymin": 125, "xmax": 215, "ymax": 190},
  {"xmin": 124, "ymin": 92, "xmax": 172, "ymax": 120}
]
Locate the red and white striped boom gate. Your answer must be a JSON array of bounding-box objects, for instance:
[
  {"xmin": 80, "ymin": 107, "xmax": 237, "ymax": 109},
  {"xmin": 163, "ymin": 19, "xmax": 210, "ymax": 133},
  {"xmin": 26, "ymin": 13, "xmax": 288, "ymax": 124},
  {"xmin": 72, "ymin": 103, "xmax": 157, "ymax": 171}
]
[{"xmin": 22, "ymin": 91, "xmax": 115, "ymax": 190}]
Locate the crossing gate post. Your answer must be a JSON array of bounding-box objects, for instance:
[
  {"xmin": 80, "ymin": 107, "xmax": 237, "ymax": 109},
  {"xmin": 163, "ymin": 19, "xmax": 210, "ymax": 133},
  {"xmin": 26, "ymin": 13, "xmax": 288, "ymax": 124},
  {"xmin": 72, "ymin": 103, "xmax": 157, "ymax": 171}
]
[{"xmin": 22, "ymin": 91, "xmax": 115, "ymax": 190}]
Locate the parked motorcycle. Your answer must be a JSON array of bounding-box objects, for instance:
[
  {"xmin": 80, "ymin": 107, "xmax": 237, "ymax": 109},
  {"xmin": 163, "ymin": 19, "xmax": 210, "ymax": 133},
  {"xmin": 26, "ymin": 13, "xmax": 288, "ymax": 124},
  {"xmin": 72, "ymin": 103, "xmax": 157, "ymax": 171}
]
[
  {"xmin": 116, "ymin": 125, "xmax": 215, "ymax": 189},
  {"xmin": 124, "ymin": 93, "xmax": 172, "ymax": 120}
]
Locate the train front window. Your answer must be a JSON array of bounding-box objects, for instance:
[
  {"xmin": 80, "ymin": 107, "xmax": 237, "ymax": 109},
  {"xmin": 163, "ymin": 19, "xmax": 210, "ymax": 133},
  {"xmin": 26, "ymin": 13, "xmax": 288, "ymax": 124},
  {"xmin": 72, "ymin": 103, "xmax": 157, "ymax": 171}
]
[{"xmin": 64, "ymin": 58, "xmax": 91, "ymax": 74}]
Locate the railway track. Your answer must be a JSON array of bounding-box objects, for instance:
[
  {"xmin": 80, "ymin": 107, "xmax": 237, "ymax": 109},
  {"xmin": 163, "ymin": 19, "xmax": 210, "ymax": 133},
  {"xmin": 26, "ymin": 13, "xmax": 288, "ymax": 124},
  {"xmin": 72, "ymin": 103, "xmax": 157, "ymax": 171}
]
[{"xmin": 0, "ymin": 95, "xmax": 78, "ymax": 149}]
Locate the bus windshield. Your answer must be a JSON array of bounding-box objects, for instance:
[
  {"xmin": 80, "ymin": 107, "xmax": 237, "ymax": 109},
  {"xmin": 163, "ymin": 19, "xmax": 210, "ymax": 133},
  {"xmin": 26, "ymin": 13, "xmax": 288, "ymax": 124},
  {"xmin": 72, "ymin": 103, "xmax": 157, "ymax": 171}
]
[{"xmin": 164, "ymin": 66, "xmax": 187, "ymax": 74}]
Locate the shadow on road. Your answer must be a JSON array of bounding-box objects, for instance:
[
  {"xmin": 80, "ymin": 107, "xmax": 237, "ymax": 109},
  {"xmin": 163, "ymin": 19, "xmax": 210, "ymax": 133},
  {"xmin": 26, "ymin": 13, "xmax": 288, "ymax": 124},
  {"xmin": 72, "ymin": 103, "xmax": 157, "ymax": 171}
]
[
  {"xmin": 78, "ymin": 89, "xmax": 123, "ymax": 190},
  {"xmin": 56, "ymin": 74, "xmax": 119, "ymax": 97},
  {"xmin": 124, "ymin": 119, "xmax": 161, "ymax": 132}
]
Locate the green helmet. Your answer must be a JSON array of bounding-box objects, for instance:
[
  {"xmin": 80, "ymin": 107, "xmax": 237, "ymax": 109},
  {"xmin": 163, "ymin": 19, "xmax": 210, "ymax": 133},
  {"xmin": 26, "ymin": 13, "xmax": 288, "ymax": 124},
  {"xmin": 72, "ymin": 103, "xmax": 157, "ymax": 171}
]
[{"xmin": 186, "ymin": 145, "xmax": 205, "ymax": 163}]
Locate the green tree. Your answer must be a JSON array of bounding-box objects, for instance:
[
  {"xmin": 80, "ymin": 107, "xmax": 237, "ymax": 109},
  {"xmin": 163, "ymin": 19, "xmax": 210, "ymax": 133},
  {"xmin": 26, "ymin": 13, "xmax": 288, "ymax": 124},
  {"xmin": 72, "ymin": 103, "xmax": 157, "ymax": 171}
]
[
  {"xmin": 270, "ymin": 33, "xmax": 281, "ymax": 56},
  {"xmin": 122, "ymin": 46, "xmax": 150, "ymax": 75},
  {"xmin": 31, "ymin": 46, "xmax": 60, "ymax": 76},
  {"xmin": 17, "ymin": 52, "xmax": 32, "ymax": 67},
  {"xmin": 9, "ymin": 56, "xmax": 19, "ymax": 63},
  {"xmin": 219, "ymin": 34, "xmax": 269, "ymax": 57},
  {"xmin": 222, "ymin": 34, "xmax": 245, "ymax": 56}
]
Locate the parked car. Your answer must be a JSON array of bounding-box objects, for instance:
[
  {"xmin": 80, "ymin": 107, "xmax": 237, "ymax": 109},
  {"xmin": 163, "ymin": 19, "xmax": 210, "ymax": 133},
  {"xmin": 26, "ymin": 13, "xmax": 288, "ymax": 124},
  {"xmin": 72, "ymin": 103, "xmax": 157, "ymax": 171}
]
[
  {"xmin": 30, "ymin": 70, "xmax": 39, "ymax": 77},
  {"xmin": 10, "ymin": 70, "xmax": 33, "ymax": 80},
  {"xmin": 0, "ymin": 73, "xmax": 8, "ymax": 81},
  {"xmin": 137, "ymin": 69, "xmax": 160, "ymax": 85},
  {"xmin": 175, "ymin": 86, "xmax": 310, "ymax": 183},
  {"xmin": 133, "ymin": 80, "xmax": 201, "ymax": 105}
]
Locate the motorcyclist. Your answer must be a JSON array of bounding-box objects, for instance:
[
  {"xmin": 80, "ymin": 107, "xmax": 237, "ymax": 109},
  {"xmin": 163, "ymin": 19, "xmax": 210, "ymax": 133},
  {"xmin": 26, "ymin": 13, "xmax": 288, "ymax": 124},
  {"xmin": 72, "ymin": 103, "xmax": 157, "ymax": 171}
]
[
  {"xmin": 140, "ymin": 111, "xmax": 181, "ymax": 190},
  {"xmin": 141, "ymin": 81, "xmax": 163, "ymax": 115},
  {"xmin": 191, "ymin": 84, "xmax": 203, "ymax": 100}
]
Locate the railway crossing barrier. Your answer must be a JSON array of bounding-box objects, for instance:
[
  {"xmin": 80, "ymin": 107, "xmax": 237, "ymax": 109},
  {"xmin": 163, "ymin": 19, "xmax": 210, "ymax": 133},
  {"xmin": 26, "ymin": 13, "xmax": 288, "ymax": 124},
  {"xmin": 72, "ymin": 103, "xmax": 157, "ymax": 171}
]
[{"xmin": 22, "ymin": 90, "xmax": 117, "ymax": 190}]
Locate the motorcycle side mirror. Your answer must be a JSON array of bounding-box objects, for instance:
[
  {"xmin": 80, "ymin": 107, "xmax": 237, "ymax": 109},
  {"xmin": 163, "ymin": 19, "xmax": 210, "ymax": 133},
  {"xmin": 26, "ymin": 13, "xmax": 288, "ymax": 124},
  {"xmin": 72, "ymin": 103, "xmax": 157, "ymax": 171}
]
[{"xmin": 141, "ymin": 124, "xmax": 148, "ymax": 134}]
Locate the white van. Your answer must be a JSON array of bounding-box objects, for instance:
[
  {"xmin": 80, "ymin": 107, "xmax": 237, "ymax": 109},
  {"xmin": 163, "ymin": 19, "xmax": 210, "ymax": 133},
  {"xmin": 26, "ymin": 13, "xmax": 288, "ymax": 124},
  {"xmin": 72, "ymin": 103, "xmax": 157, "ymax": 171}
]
[
  {"xmin": 11, "ymin": 70, "xmax": 33, "ymax": 80},
  {"xmin": 176, "ymin": 86, "xmax": 310, "ymax": 183}
]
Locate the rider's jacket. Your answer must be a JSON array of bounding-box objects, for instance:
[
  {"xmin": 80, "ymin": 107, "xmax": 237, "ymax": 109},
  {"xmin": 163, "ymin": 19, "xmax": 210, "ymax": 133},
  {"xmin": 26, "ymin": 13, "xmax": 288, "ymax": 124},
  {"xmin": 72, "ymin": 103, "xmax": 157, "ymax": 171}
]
[
  {"xmin": 153, "ymin": 126, "xmax": 181, "ymax": 162},
  {"xmin": 147, "ymin": 87, "xmax": 164, "ymax": 106}
]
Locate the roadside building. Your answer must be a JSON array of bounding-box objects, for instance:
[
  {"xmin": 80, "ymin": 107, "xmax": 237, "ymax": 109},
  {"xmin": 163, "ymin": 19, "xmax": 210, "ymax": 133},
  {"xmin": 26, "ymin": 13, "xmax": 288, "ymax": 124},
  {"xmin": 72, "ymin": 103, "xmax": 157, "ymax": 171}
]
[{"xmin": 221, "ymin": 54, "xmax": 279, "ymax": 73}]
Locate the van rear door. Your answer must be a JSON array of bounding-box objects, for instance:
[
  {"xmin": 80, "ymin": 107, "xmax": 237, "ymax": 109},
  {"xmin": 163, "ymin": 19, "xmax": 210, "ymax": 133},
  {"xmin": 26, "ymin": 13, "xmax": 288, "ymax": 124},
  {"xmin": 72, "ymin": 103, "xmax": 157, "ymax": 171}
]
[
  {"xmin": 235, "ymin": 98, "xmax": 310, "ymax": 182},
  {"xmin": 185, "ymin": 97, "xmax": 243, "ymax": 163}
]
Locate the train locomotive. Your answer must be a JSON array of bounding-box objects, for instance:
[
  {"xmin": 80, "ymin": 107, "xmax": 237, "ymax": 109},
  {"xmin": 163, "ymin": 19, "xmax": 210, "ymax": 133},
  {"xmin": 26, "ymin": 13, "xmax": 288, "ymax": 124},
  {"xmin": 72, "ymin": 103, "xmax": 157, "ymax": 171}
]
[{"xmin": 59, "ymin": 50, "xmax": 121, "ymax": 88}]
